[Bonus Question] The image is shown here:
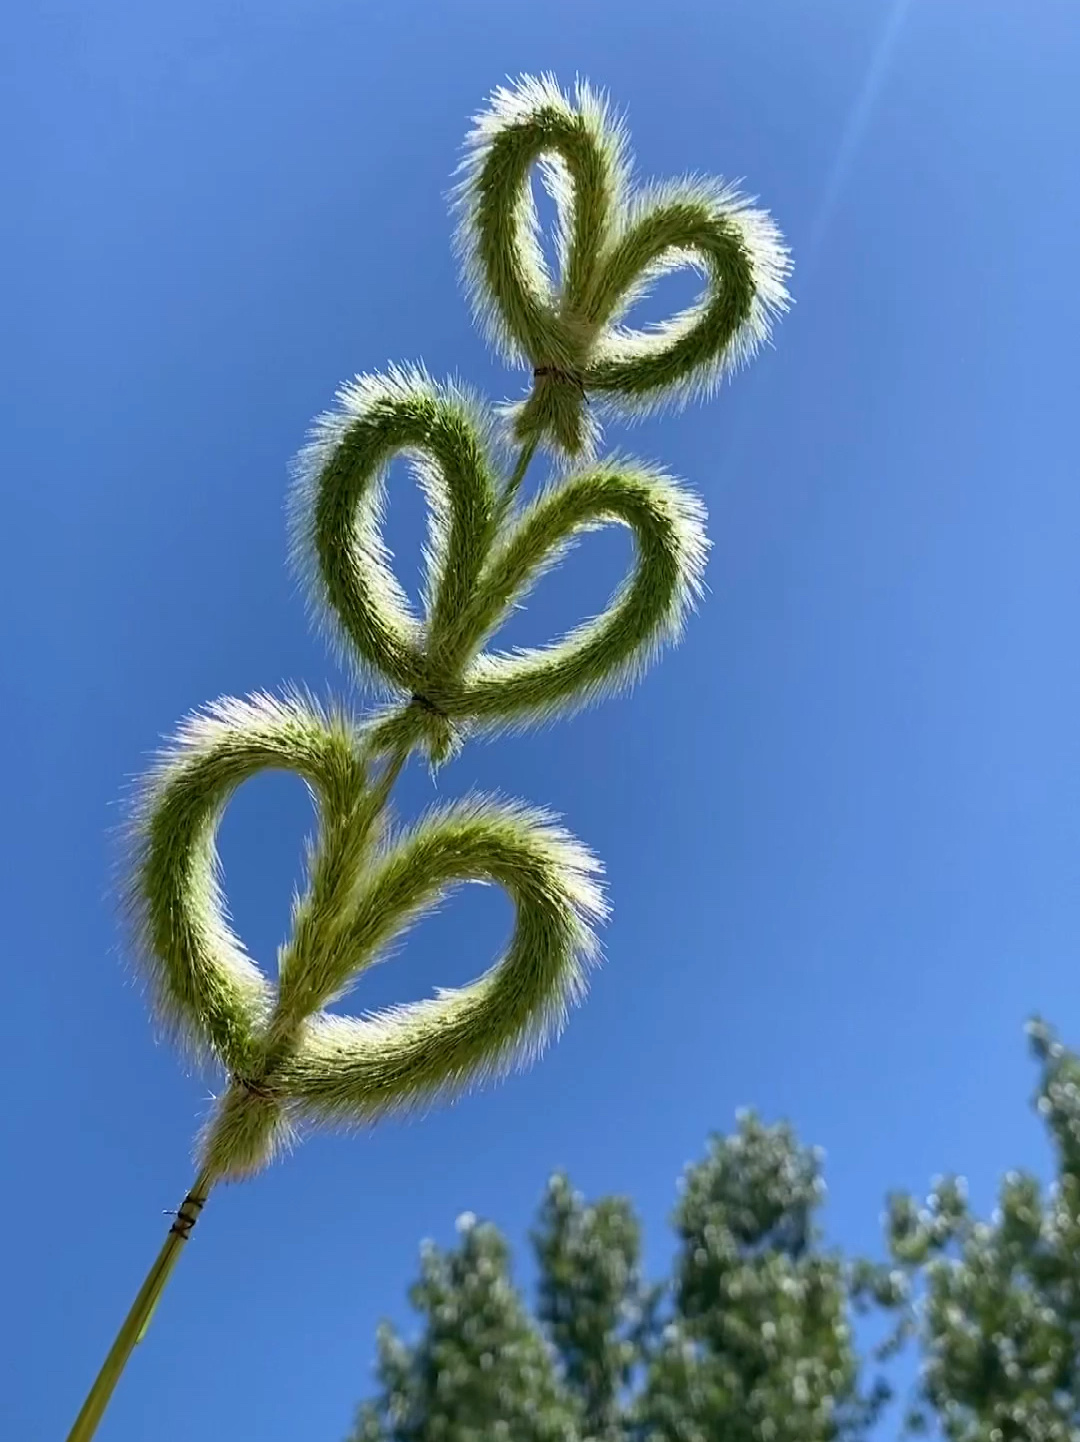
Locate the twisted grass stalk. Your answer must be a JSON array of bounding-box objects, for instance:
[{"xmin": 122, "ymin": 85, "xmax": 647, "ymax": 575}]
[{"xmin": 62, "ymin": 73, "xmax": 788, "ymax": 1440}]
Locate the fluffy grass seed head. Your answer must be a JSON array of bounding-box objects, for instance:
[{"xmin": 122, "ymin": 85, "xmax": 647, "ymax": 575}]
[
  {"xmin": 290, "ymin": 369, "xmax": 708, "ymax": 762},
  {"xmin": 129, "ymin": 691, "xmax": 605, "ymax": 1180},
  {"xmin": 454, "ymin": 73, "xmax": 792, "ymax": 457}
]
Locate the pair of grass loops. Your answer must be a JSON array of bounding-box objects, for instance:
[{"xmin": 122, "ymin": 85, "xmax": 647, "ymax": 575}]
[
  {"xmin": 456, "ymin": 74, "xmax": 791, "ymax": 455},
  {"xmin": 134, "ymin": 692, "xmax": 607, "ymax": 1178},
  {"xmin": 292, "ymin": 366, "xmax": 709, "ymax": 766}
]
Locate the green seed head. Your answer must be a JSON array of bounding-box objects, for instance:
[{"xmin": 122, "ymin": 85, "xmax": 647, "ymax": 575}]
[
  {"xmin": 290, "ymin": 367, "xmax": 709, "ymax": 763},
  {"xmin": 130, "ymin": 693, "xmax": 605, "ymax": 1180},
  {"xmin": 454, "ymin": 74, "xmax": 791, "ymax": 457}
]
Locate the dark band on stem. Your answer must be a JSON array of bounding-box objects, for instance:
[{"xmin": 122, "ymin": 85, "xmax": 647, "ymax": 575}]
[
  {"xmin": 409, "ymin": 692, "xmax": 449, "ymax": 719},
  {"xmin": 168, "ymin": 1193, "xmax": 205, "ymax": 1241},
  {"xmin": 533, "ymin": 365, "xmax": 588, "ymax": 398}
]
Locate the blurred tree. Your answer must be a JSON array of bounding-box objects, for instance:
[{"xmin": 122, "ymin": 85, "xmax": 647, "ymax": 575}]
[
  {"xmin": 634, "ymin": 1114, "xmax": 881, "ymax": 1442},
  {"xmin": 532, "ymin": 1173, "xmax": 653, "ymax": 1439},
  {"xmin": 349, "ymin": 1115, "xmax": 879, "ymax": 1441},
  {"xmin": 349, "ymin": 1213, "xmax": 579, "ymax": 1442},
  {"xmin": 869, "ymin": 1020, "xmax": 1080, "ymax": 1441}
]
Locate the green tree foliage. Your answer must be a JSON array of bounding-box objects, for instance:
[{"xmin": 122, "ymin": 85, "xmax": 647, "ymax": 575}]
[
  {"xmin": 353, "ymin": 1024, "xmax": 1080, "ymax": 1441},
  {"xmin": 532, "ymin": 1174, "xmax": 653, "ymax": 1440},
  {"xmin": 636, "ymin": 1114, "xmax": 879, "ymax": 1442},
  {"xmin": 350, "ymin": 1214, "xmax": 578, "ymax": 1442},
  {"xmin": 348, "ymin": 1115, "xmax": 875, "ymax": 1442},
  {"xmin": 871, "ymin": 1020, "xmax": 1080, "ymax": 1441}
]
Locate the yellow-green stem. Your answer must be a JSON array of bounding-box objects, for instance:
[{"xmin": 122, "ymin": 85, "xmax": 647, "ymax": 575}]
[
  {"xmin": 497, "ymin": 434, "xmax": 540, "ymax": 517},
  {"xmin": 65, "ymin": 1170, "xmax": 215, "ymax": 1442},
  {"xmin": 372, "ymin": 742, "xmax": 409, "ymax": 810}
]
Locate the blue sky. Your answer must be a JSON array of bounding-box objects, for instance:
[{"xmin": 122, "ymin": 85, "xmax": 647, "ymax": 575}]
[{"xmin": 6, "ymin": 0, "xmax": 1080, "ymax": 1436}]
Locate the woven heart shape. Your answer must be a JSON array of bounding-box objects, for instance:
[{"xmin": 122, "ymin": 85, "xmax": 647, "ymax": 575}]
[
  {"xmin": 132, "ymin": 693, "xmax": 604, "ymax": 1179},
  {"xmin": 455, "ymin": 74, "xmax": 791, "ymax": 455},
  {"xmin": 291, "ymin": 368, "xmax": 708, "ymax": 761}
]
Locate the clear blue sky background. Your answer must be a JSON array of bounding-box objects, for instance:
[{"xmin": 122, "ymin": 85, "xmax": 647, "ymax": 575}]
[{"xmin": 5, "ymin": 1, "xmax": 1080, "ymax": 1437}]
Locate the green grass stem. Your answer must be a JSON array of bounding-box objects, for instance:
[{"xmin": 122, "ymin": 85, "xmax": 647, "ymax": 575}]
[{"xmin": 65, "ymin": 1171, "xmax": 214, "ymax": 1442}]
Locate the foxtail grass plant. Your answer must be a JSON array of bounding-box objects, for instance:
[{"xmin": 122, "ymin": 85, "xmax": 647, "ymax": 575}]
[{"xmin": 64, "ymin": 75, "xmax": 789, "ymax": 1441}]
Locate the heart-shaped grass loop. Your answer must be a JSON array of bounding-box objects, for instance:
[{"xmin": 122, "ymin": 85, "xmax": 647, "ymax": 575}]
[
  {"xmin": 455, "ymin": 74, "xmax": 791, "ymax": 455},
  {"xmin": 291, "ymin": 368, "xmax": 708, "ymax": 763},
  {"xmin": 131, "ymin": 693, "xmax": 605, "ymax": 1179}
]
